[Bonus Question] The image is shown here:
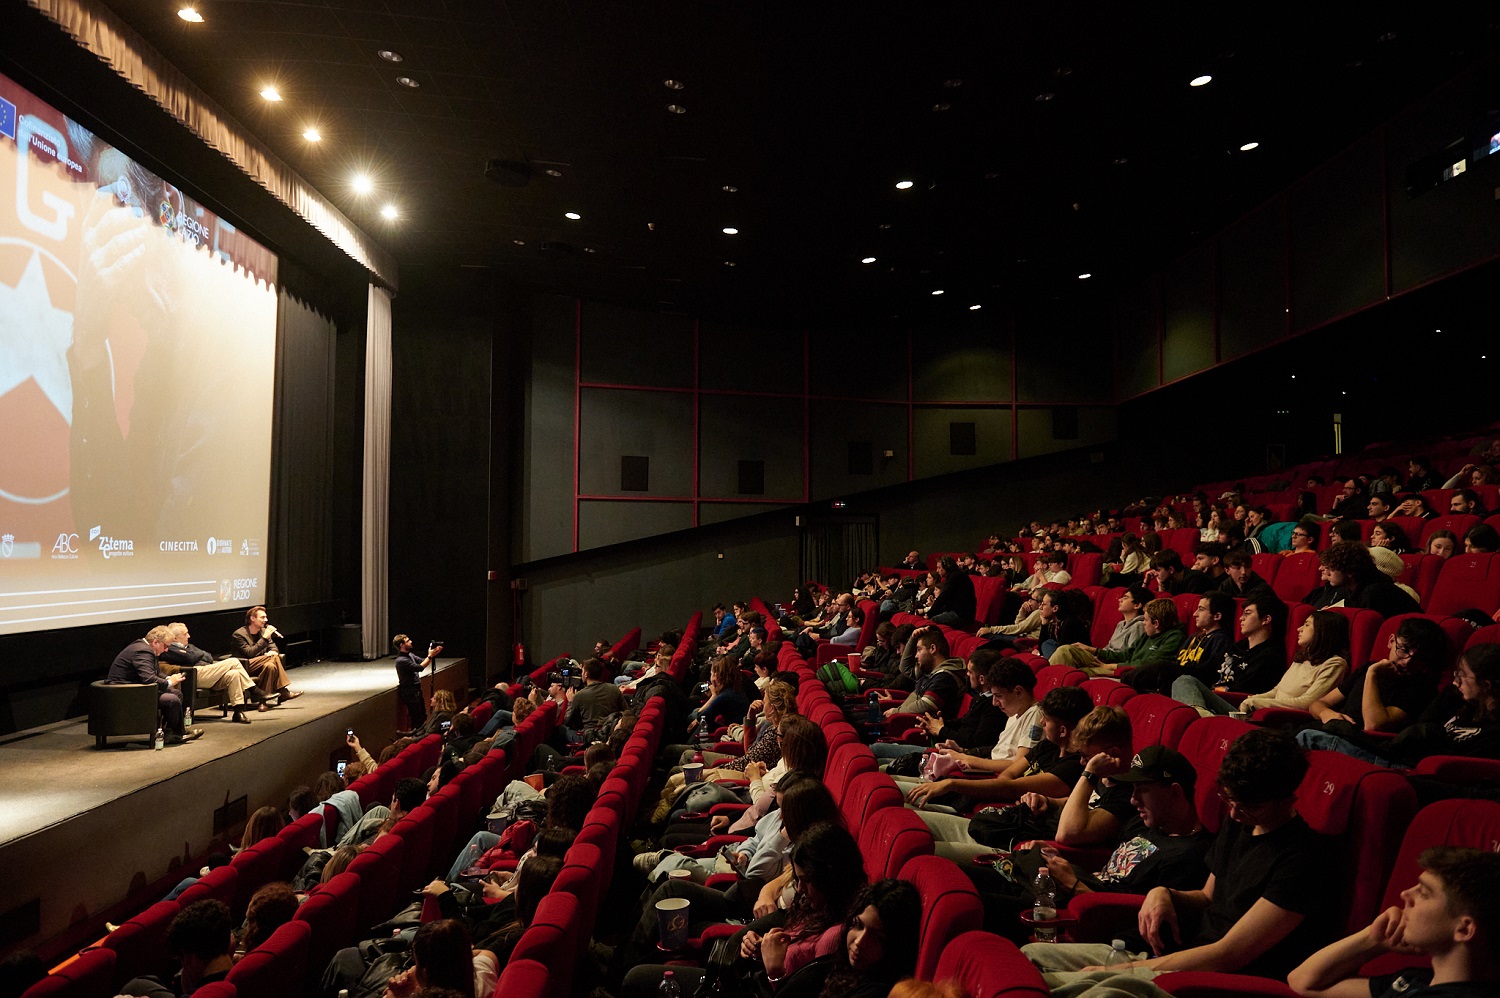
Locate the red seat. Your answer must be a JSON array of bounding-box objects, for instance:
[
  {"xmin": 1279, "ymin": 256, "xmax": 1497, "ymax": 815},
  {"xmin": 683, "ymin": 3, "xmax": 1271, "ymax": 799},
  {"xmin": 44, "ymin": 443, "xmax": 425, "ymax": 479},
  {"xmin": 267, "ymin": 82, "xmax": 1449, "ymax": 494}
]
[
  {"xmin": 174, "ymin": 864, "xmax": 238, "ymax": 911},
  {"xmin": 1397, "ymin": 553, "xmax": 1443, "ymax": 607},
  {"xmin": 1068, "ymin": 553, "xmax": 1104, "ymax": 588},
  {"xmin": 102, "ymin": 900, "xmax": 180, "ymax": 985},
  {"xmin": 1122, "ymin": 693, "xmax": 1198, "ymax": 752},
  {"xmin": 1294, "ymin": 605, "xmax": 1382, "ymax": 672},
  {"xmin": 1172, "ymin": 593, "xmax": 1203, "ymax": 633},
  {"xmin": 510, "ymin": 891, "xmax": 581, "ymax": 995},
  {"xmin": 840, "ymin": 770, "xmax": 906, "ymax": 831},
  {"xmin": 858, "ymin": 805, "xmax": 934, "ymax": 881},
  {"xmin": 229, "ymin": 837, "xmax": 291, "ymax": 919},
  {"xmin": 1421, "ymin": 513, "xmax": 1479, "ymax": 547},
  {"xmin": 1087, "ymin": 589, "xmax": 1126, "ymax": 649},
  {"xmin": 1034, "ymin": 663, "xmax": 1086, "ymax": 694},
  {"xmin": 20, "ymin": 948, "xmax": 117, "ymax": 998},
  {"xmin": 226, "ymin": 918, "xmax": 311, "ymax": 998},
  {"xmin": 296, "ymin": 871, "xmax": 360, "ymax": 989},
  {"xmin": 934, "ymin": 929, "xmax": 1049, "ymax": 998},
  {"xmin": 973, "ymin": 576, "xmax": 1008, "ymax": 626},
  {"xmin": 392, "ymin": 811, "xmax": 435, "ymax": 893},
  {"xmin": 1249, "ymin": 553, "xmax": 1281, "ymax": 586},
  {"xmin": 1080, "ymin": 677, "xmax": 1135, "ymax": 707},
  {"xmin": 1176, "ymin": 716, "xmax": 1257, "ymax": 832},
  {"xmin": 1271, "ymin": 552, "xmax": 1321, "ymax": 604},
  {"xmin": 826, "ymin": 742, "xmax": 878, "ymax": 801},
  {"xmin": 900, "ymin": 855, "xmax": 984, "ymax": 980},
  {"xmin": 278, "ymin": 811, "xmax": 323, "ymax": 856},
  {"xmin": 493, "ymin": 958, "xmax": 551, "ymax": 998},
  {"xmin": 1428, "ymin": 552, "xmax": 1500, "ymax": 615},
  {"xmin": 345, "ymin": 832, "xmax": 404, "ymax": 932}
]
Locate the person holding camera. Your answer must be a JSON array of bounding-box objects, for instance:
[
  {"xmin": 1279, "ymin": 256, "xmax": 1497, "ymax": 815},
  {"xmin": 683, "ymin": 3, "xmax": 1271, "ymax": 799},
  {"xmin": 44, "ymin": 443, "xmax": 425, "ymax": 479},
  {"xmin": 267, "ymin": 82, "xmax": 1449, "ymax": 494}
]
[{"xmin": 394, "ymin": 633, "xmax": 443, "ymax": 729}]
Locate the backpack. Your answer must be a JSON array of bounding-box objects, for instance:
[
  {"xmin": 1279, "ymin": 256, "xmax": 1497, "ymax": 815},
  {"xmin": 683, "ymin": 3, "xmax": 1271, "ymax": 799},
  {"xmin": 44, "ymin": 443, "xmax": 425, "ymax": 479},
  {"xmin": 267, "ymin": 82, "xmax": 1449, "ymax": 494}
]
[{"xmin": 816, "ymin": 660, "xmax": 860, "ymax": 695}]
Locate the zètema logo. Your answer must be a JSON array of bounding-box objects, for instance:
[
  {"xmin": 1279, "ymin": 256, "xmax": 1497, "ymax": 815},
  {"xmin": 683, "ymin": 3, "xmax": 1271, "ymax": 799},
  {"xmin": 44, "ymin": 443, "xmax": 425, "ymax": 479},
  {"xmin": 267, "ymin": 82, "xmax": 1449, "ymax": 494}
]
[{"xmin": 90, "ymin": 526, "xmax": 135, "ymax": 559}]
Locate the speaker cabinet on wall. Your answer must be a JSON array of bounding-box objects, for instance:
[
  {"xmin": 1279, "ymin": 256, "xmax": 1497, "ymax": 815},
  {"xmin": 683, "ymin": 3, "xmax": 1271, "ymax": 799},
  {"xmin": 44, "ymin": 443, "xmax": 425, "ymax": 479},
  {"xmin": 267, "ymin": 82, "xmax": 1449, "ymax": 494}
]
[
  {"xmin": 949, "ymin": 421, "xmax": 977, "ymax": 456},
  {"xmin": 847, "ymin": 442, "xmax": 873, "ymax": 475},
  {"xmin": 738, "ymin": 459, "xmax": 766, "ymax": 495},
  {"xmin": 621, "ymin": 455, "xmax": 650, "ymax": 491}
]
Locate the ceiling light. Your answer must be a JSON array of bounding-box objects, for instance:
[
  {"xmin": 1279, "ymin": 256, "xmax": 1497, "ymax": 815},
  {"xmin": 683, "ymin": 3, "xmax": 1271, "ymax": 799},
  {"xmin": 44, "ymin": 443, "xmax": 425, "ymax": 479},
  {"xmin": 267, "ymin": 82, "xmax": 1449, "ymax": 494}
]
[
  {"xmin": 564, "ymin": 211, "xmax": 581, "ymax": 220},
  {"xmin": 380, "ymin": 204, "xmax": 398, "ymax": 219},
  {"xmin": 878, "ymin": 223, "xmax": 892, "ymax": 229},
  {"xmin": 1239, "ymin": 141, "xmax": 1259, "ymax": 151},
  {"xmin": 895, "ymin": 180, "xmax": 914, "ymax": 190},
  {"xmin": 1113, "ymin": 157, "xmax": 1129, "ymax": 165},
  {"xmin": 932, "ymin": 102, "xmax": 951, "ymax": 112},
  {"xmin": 378, "ymin": 50, "xmax": 404, "ymax": 62},
  {"xmin": 943, "ymin": 78, "xmax": 963, "ymax": 88},
  {"xmin": 583, "ymin": 246, "xmax": 597, "ymax": 253},
  {"xmin": 861, "ymin": 257, "xmax": 876, "ymax": 264},
  {"xmin": 512, "ymin": 239, "xmax": 525, "ymax": 246},
  {"xmin": 544, "ymin": 168, "xmax": 563, "ymax": 177},
  {"xmin": 1077, "ymin": 272, "xmax": 1092, "ymax": 279},
  {"xmin": 260, "ymin": 86, "xmax": 282, "ymax": 102},
  {"xmin": 969, "ymin": 304, "xmax": 982, "ymax": 310},
  {"xmin": 1189, "ymin": 74, "xmax": 1213, "ymax": 87},
  {"xmin": 721, "ymin": 226, "xmax": 738, "ymax": 235},
  {"xmin": 723, "ymin": 260, "xmax": 736, "ymax": 267},
  {"xmin": 931, "ymin": 289, "xmax": 944, "ymax": 295},
  {"xmin": 721, "ymin": 184, "xmax": 738, "ymax": 192},
  {"xmin": 302, "ymin": 126, "xmax": 321, "ymax": 142},
  {"xmin": 1035, "ymin": 92, "xmax": 1055, "ymax": 102},
  {"xmin": 177, "ymin": 6, "xmax": 203, "ymax": 23},
  {"xmin": 351, "ymin": 173, "xmax": 373, "ymax": 194},
  {"xmin": 663, "ymin": 79, "xmax": 684, "ymax": 90},
  {"xmin": 666, "ymin": 104, "xmax": 686, "ymax": 114},
  {"xmin": 396, "ymin": 76, "xmax": 419, "ymax": 88}
]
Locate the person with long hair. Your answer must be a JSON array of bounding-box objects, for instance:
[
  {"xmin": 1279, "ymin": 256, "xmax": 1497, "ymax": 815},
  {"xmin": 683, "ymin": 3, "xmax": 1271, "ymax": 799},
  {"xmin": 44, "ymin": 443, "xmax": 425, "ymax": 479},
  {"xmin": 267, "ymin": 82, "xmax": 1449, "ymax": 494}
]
[
  {"xmin": 779, "ymin": 880, "xmax": 922, "ymax": 998},
  {"xmin": 238, "ymin": 806, "xmax": 283, "ymax": 853},
  {"xmin": 1427, "ymin": 529, "xmax": 1459, "ymax": 559},
  {"xmin": 381, "ymin": 917, "xmax": 494, "ymax": 998},
  {"xmin": 1237, "ymin": 611, "xmax": 1350, "ymax": 714},
  {"xmin": 1297, "ymin": 643, "xmax": 1500, "ymax": 767},
  {"xmin": 236, "ymin": 882, "xmax": 298, "ymax": 957},
  {"xmin": 1037, "ymin": 589, "xmax": 1093, "ymax": 659},
  {"xmin": 1369, "ymin": 520, "xmax": 1411, "ymax": 554}
]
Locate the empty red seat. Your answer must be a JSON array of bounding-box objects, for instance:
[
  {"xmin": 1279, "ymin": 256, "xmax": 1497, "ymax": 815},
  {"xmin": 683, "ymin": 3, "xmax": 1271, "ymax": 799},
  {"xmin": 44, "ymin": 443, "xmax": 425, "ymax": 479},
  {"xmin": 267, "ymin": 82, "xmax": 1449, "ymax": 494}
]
[
  {"xmin": 1122, "ymin": 693, "xmax": 1198, "ymax": 752},
  {"xmin": 174, "ymin": 865, "xmax": 238, "ymax": 911},
  {"xmin": 1034, "ymin": 663, "xmax": 1086, "ymax": 694},
  {"xmin": 102, "ymin": 899, "xmax": 180, "ymax": 986},
  {"xmin": 900, "ymin": 855, "xmax": 984, "ymax": 980},
  {"xmin": 1271, "ymin": 552, "xmax": 1321, "ymax": 604},
  {"xmin": 20, "ymin": 948, "xmax": 117, "ymax": 998},
  {"xmin": 858, "ymin": 805, "xmax": 934, "ymax": 881},
  {"xmin": 1428, "ymin": 552, "xmax": 1500, "ymax": 615},
  {"xmin": 345, "ymin": 832, "xmax": 404, "ymax": 932},
  {"xmin": 840, "ymin": 770, "xmax": 906, "ymax": 831},
  {"xmin": 510, "ymin": 891, "xmax": 582, "ymax": 995},
  {"xmin": 1087, "ymin": 589, "xmax": 1126, "ymax": 648},
  {"xmin": 296, "ymin": 871, "xmax": 360, "ymax": 989},
  {"xmin": 1081, "ymin": 677, "xmax": 1135, "ymax": 707},
  {"xmin": 934, "ymin": 929, "xmax": 1049, "ymax": 998},
  {"xmin": 493, "ymin": 958, "xmax": 551, "ymax": 998},
  {"xmin": 972, "ymin": 576, "xmax": 1008, "ymax": 626}
]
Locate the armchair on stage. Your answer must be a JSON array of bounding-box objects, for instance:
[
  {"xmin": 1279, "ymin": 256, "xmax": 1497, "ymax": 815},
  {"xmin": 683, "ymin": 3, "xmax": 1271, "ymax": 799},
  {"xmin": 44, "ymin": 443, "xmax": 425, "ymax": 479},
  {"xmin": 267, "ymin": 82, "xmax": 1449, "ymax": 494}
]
[{"xmin": 88, "ymin": 680, "xmax": 160, "ymax": 749}]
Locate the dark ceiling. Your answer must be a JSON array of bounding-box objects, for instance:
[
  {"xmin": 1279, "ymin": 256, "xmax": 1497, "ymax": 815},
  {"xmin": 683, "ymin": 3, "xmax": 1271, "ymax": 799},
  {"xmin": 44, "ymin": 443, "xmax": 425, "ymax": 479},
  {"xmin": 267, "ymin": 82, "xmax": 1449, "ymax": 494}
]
[{"xmin": 94, "ymin": 1, "xmax": 1500, "ymax": 321}]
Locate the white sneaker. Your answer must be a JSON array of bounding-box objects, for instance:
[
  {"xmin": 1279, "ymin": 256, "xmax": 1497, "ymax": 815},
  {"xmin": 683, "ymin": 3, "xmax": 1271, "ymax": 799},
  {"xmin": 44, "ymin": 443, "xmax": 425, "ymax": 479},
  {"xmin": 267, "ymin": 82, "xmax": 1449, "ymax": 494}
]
[{"xmin": 633, "ymin": 848, "xmax": 670, "ymax": 875}]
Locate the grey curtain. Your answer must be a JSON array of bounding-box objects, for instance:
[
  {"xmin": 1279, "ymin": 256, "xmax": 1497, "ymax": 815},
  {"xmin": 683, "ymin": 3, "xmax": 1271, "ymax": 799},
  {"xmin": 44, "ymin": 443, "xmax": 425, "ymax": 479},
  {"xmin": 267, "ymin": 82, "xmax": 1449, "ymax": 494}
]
[{"xmin": 361, "ymin": 286, "xmax": 392, "ymax": 658}]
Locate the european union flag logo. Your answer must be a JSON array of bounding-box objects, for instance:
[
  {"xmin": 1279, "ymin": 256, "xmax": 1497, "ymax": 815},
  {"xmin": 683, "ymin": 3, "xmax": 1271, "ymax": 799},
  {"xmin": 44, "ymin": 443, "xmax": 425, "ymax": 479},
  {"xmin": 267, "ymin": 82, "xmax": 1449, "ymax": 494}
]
[{"xmin": 0, "ymin": 98, "xmax": 15, "ymax": 140}]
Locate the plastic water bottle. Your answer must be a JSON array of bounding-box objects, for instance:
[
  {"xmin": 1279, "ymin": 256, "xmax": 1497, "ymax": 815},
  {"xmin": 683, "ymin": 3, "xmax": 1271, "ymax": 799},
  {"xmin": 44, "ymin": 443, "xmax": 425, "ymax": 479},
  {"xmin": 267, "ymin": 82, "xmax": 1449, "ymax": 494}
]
[
  {"xmin": 1032, "ymin": 868, "xmax": 1057, "ymax": 942},
  {"xmin": 154, "ymin": 727, "xmax": 164, "ymax": 751},
  {"xmin": 1104, "ymin": 938, "xmax": 1134, "ymax": 975},
  {"xmin": 867, "ymin": 691, "xmax": 881, "ymax": 724},
  {"xmin": 659, "ymin": 969, "xmax": 682, "ymax": 997},
  {"xmin": 185, "ymin": 704, "xmax": 193, "ymax": 727}
]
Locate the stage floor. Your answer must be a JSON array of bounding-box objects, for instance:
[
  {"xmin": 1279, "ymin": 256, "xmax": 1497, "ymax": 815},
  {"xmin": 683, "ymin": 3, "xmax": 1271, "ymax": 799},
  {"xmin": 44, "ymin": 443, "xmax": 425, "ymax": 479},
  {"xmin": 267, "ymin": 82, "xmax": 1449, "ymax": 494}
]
[{"xmin": 0, "ymin": 656, "xmax": 467, "ymax": 960}]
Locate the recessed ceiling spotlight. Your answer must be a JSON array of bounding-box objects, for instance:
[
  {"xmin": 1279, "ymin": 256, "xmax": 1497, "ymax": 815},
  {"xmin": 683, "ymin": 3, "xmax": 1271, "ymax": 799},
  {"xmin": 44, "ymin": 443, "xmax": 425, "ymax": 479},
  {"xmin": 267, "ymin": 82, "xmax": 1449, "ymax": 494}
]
[
  {"xmin": 564, "ymin": 211, "xmax": 581, "ymax": 220},
  {"xmin": 512, "ymin": 239, "xmax": 525, "ymax": 245},
  {"xmin": 878, "ymin": 223, "xmax": 892, "ymax": 229},
  {"xmin": 378, "ymin": 50, "xmax": 404, "ymax": 62},
  {"xmin": 895, "ymin": 180, "xmax": 914, "ymax": 190},
  {"xmin": 968, "ymin": 304, "xmax": 982, "ymax": 310},
  {"xmin": 1077, "ymin": 272, "xmax": 1092, "ymax": 279},
  {"xmin": 984, "ymin": 171, "xmax": 1000, "ymax": 179},
  {"xmin": 396, "ymin": 76, "xmax": 419, "ymax": 88},
  {"xmin": 1239, "ymin": 141, "xmax": 1259, "ymax": 151},
  {"xmin": 583, "ymin": 246, "xmax": 597, "ymax": 253},
  {"xmin": 666, "ymin": 104, "xmax": 686, "ymax": 114},
  {"xmin": 260, "ymin": 86, "xmax": 282, "ymax": 102},
  {"xmin": 721, "ymin": 184, "xmax": 738, "ymax": 192},
  {"xmin": 722, "ymin": 227, "xmax": 738, "ymax": 235},
  {"xmin": 1189, "ymin": 74, "xmax": 1213, "ymax": 87},
  {"xmin": 1113, "ymin": 157, "xmax": 1129, "ymax": 165},
  {"xmin": 1035, "ymin": 92, "xmax": 1055, "ymax": 102},
  {"xmin": 1377, "ymin": 31, "xmax": 1397, "ymax": 43},
  {"xmin": 544, "ymin": 168, "xmax": 563, "ymax": 177},
  {"xmin": 351, "ymin": 173, "xmax": 373, "ymax": 194},
  {"xmin": 723, "ymin": 260, "xmax": 736, "ymax": 267},
  {"xmin": 861, "ymin": 257, "xmax": 877, "ymax": 264},
  {"xmin": 380, "ymin": 204, "xmax": 398, "ymax": 219},
  {"xmin": 663, "ymin": 79, "xmax": 685, "ymax": 90},
  {"xmin": 932, "ymin": 102, "xmax": 951, "ymax": 112},
  {"xmin": 943, "ymin": 78, "xmax": 963, "ymax": 88},
  {"xmin": 302, "ymin": 126, "xmax": 321, "ymax": 141},
  {"xmin": 1055, "ymin": 67, "xmax": 1073, "ymax": 77},
  {"xmin": 177, "ymin": 6, "xmax": 203, "ymax": 23},
  {"xmin": 931, "ymin": 289, "xmax": 944, "ymax": 295}
]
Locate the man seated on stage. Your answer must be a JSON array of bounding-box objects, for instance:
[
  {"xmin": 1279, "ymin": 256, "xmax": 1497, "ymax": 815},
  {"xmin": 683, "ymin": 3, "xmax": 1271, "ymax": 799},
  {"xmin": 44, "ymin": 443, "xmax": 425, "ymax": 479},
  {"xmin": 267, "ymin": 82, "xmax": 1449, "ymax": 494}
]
[
  {"xmin": 161, "ymin": 622, "xmax": 260, "ymax": 723},
  {"xmin": 1288, "ymin": 846, "xmax": 1498, "ymax": 998},
  {"xmin": 104, "ymin": 626, "xmax": 203, "ymax": 744},
  {"xmin": 393, "ymin": 633, "xmax": 443, "ymax": 730},
  {"xmin": 230, "ymin": 606, "xmax": 301, "ymax": 706}
]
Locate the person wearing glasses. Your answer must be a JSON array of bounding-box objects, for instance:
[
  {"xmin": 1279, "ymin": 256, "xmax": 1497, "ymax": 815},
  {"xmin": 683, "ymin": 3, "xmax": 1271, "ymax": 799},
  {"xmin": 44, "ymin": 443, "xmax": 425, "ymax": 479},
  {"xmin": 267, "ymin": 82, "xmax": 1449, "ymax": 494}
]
[
  {"xmin": 1282, "ymin": 521, "xmax": 1320, "ymax": 556},
  {"xmin": 1023, "ymin": 729, "xmax": 1333, "ymax": 988},
  {"xmin": 1297, "ymin": 617, "xmax": 1445, "ymax": 744}
]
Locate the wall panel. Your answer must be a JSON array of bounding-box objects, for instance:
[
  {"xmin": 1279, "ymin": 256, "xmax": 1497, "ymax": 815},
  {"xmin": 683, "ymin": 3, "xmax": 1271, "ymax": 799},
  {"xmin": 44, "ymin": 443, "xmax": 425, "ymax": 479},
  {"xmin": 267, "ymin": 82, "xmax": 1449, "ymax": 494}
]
[
  {"xmin": 580, "ymin": 301, "xmax": 694, "ymax": 387},
  {"xmin": 578, "ymin": 500, "xmax": 695, "ymax": 549},
  {"xmin": 1218, "ymin": 203, "xmax": 1286, "ymax": 361},
  {"xmin": 808, "ymin": 400, "xmax": 907, "ymax": 499},
  {"xmin": 1114, "ymin": 284, "xmax": 1159, "ymax": 400},
  {"xmin": 700, "ymin": 321, "xmax": 803, "ymax": 393},
  {"xmin": 1289, "ymin": 133, "xmax": 1385, "ymax": 332},
  {"xmin": 1016, "ymin": 407, "xmax": 1117, "ymax": 460},
  {"xmin": 578, "ymin": 388, "xmax": 694, "ymax": 497},
  {"xmin": 807, "ymin": 327, "xmax": 906, "ymax": 401},
  {"xmin": 699, "ymin": 395, "xmax": 804, "ymax": 499},
  {"xmin": 912, "ymin": 320, "xmax": 1011, "ymax": 402},
  {"xmin": 912, "ymin": 407, "xmax": 1012, "ymax": 477},
  {"xmin": 1161, "ymin": 251, "xmax": 1215, "ymax": 383},
  {"xmin": 519, "ymin": 294, "xmax": 579, "ymax": 562}
]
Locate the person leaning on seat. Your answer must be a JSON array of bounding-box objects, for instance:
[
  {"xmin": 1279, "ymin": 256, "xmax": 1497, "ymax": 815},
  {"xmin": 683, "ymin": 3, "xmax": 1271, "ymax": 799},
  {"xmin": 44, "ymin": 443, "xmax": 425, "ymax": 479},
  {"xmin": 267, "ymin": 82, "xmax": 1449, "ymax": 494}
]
[{"xmin": 159, "ymin": 621, "xmax": 260, "ymax": 722}]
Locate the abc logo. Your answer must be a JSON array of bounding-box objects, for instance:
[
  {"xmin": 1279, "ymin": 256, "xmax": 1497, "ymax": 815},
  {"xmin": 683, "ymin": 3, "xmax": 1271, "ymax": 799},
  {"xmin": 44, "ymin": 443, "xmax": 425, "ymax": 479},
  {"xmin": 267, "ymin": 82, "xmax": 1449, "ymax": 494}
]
[{"xmin": 52, "ymin": 533, "xmax": 78, "ymax": 555}]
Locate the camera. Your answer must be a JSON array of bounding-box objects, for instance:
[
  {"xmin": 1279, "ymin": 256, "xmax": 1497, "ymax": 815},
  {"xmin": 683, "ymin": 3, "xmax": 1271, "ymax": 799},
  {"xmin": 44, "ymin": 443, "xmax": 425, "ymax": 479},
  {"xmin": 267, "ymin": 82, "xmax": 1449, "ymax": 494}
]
[{"xmin": 346, "ymin": 728, "xmax": 354, "ymax": 739}]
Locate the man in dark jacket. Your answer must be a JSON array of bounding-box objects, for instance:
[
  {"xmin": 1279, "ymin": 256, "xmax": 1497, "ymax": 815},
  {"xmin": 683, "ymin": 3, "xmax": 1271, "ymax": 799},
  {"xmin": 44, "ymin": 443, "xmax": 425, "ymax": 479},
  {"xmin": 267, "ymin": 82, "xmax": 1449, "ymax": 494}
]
[{"xmin": 105, "ymin": 625, "xmax": 202, "ymax": 743}]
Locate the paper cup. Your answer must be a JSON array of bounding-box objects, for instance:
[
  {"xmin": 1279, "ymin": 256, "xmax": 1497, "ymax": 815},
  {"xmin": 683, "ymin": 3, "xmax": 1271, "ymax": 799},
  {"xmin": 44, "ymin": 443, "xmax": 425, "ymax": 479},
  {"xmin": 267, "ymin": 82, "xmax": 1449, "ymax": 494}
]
[
  {"xmin": 667, "ymin": 869, "xmax": 693, "ymax": 881},
  {"xmin": 655, "ymin": 897, "xmax": 691, "ymax": 950},
  {"xmin": 681, "ymin": 762, "xmax": 704, "ymax": 785},
  {"xmin": 847, "ymin": 654, "xmax": 860, "ymax": 669}
]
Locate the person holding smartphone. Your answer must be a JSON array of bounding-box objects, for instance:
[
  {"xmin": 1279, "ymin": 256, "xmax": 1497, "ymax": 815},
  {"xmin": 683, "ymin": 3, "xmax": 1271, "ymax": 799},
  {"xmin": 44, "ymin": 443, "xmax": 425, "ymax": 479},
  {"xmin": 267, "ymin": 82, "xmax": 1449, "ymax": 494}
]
[{"xmin": 393, "ymin": 633, "xmax": 443, "ymax": 730}]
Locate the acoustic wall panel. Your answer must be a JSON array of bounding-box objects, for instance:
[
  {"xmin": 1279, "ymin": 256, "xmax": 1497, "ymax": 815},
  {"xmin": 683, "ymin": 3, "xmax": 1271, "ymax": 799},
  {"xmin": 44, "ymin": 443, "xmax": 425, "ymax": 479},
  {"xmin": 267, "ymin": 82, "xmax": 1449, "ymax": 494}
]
[
  {"xmin": 699, "ymin": 395, "xmax": 804, "ymax": 500},
  {"xmin": 1114, "ymin": 284, "xmax": 1159, "ymax": 400},
  {"xmin": 1014, "ymin": 303, "xmax": 1112, "ymax": 404},
  {"xmin": 911, "ymin": 320, "xmax": 1011, "ymax": 402},
  {"xmin": 1218, "ymin": 202, "xmax": 1287, "ymax": 362},
  {"xmin": 699, "ymin": 321, "xmax": 804, "ymax": 393},
  {"xmin": 808, "ymin": 327, "xmax": 906, "ymax": 401},
  {"xmin": 1161, "ymin": 250, "xmax": 1216, "ymax": 383},
  {"xmin": 809, "ymin": 400, "xmax": 907, "ymax": 499},
  {"xmin": 578, "ymin": 388, "xmax": 694, "ymax": 497},
  {"xmin": 580, "ymin": 301, "xmax": 695, "ymax": 387},
  {"xmin": 578, "ymin": 500, "xmax": 694, "ymax": 550},
  {"xmin": 1289, "ymin": 133, "xmax": 1385, "ymax": 333},
  {"xmin": 1015, "ymin": 407, "xmax": 1117, "ymax": 459},
  {"xmin": 519, "ymin": 294, "xmax": 580, "ymax": 562},
  {"xmin": 912, "ymin": 407, "xmax": 1012, "ymax": 478}
]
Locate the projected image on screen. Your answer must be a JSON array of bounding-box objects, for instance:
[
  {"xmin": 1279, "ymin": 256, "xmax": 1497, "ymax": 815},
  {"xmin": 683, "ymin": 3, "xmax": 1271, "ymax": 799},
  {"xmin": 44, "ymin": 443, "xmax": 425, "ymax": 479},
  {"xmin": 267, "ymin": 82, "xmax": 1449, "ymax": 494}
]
[{"xmin": 0, "ymin": 71, "xmax": 278, "ymax": 635}]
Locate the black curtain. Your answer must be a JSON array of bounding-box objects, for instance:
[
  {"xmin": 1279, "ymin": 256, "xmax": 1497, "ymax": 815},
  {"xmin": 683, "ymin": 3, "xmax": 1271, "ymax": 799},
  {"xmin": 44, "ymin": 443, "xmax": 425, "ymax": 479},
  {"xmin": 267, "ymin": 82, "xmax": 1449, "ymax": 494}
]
[
  {"xmin": 268, "ymin": 290, "xmax": 337, "ymax": 606},
  {"xmin": 800, "ymin": 516, "xmax": 878, "ymax": 589}
]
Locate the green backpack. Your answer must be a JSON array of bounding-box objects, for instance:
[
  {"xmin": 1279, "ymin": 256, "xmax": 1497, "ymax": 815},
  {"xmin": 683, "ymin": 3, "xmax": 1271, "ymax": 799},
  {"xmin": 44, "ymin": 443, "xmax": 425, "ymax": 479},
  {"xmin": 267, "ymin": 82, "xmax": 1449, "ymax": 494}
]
[{"xmin": 817, "ymin": 660, "xmax": 860, "ymax": 695}]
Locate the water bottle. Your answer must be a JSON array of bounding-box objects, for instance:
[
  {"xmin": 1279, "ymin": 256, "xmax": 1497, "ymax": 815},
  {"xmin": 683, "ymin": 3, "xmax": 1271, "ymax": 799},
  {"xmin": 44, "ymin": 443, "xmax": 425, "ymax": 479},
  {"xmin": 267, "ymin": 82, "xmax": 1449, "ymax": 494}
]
[
  {"xmin": 1031, "ymin": 868, "xmax": 1057, "ymax": 942},
  {"xmin": 154, "ymin": 727, "xmax": 164, "ymax": 751},
  {"xmin": 659, "ymin": 969, "xmax": 682, "ymax": 997},
  {"xmin": 867, "ymin": 691, "xmax": 880, "ymax": 724},
  {"xmin": 1104, "ymin": 938, "xmax": 1133, "ymax": 975},
  {"xmin": 185, "ymin": 704, "xmax": 193, "ymax": 727}
]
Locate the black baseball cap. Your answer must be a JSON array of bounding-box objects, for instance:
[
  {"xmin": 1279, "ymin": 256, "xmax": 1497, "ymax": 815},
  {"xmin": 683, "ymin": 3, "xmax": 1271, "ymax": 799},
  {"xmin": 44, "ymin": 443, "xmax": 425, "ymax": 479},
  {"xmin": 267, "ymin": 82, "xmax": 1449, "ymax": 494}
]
[{"xmin": 1110, "ymin": 746, "xmax": 1196, "ymax": 788}]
